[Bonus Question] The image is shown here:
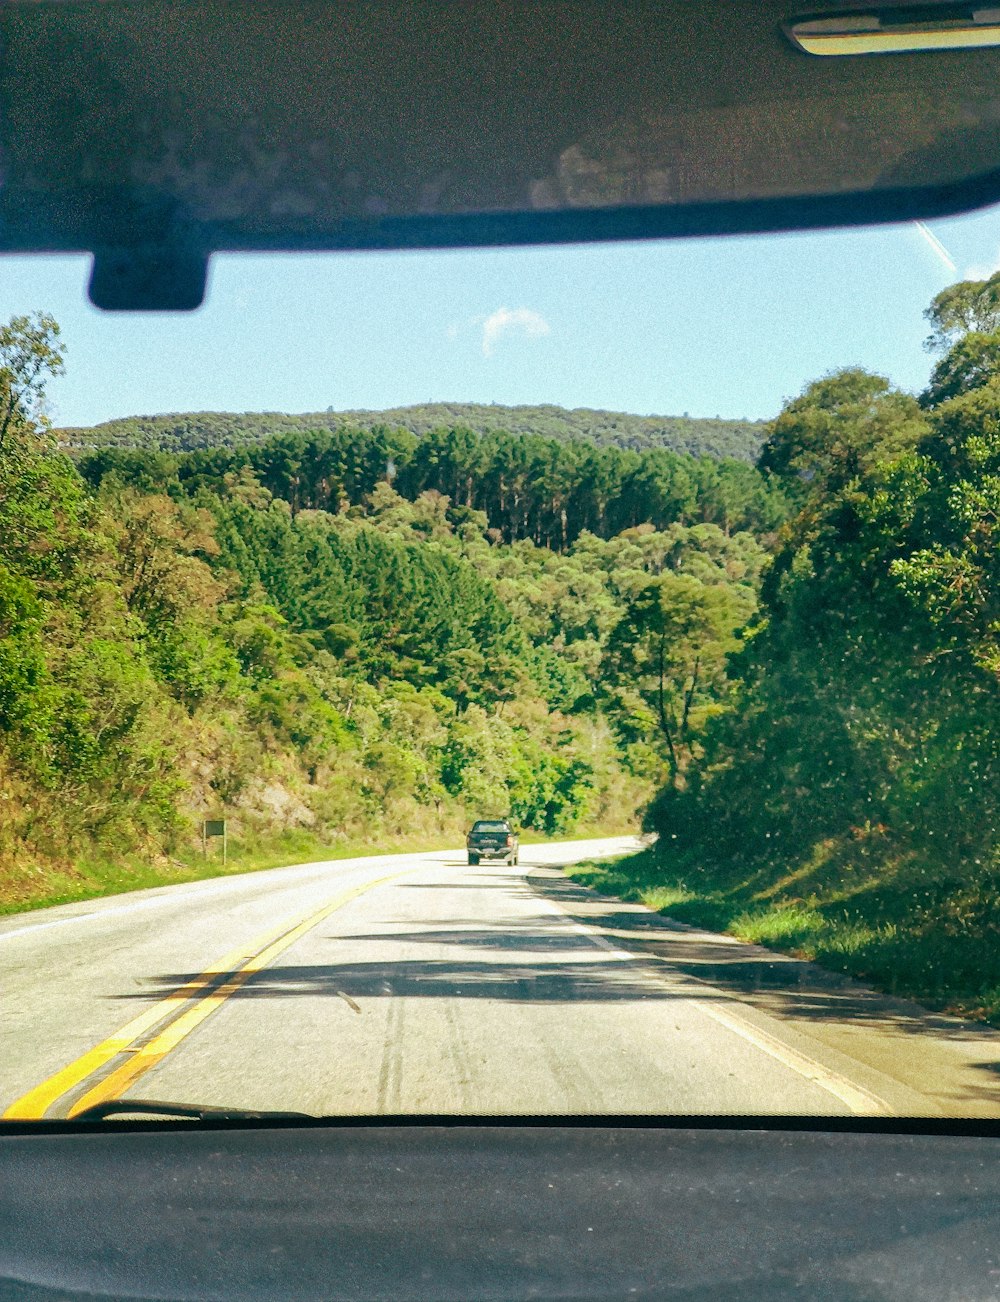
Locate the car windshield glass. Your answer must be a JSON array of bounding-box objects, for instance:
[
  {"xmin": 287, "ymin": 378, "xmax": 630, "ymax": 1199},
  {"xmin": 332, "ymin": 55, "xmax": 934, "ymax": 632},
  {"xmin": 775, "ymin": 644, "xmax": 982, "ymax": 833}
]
[{"xmin": 4, "ymin": 209, "xmax": 1000, "ymax": 1125}]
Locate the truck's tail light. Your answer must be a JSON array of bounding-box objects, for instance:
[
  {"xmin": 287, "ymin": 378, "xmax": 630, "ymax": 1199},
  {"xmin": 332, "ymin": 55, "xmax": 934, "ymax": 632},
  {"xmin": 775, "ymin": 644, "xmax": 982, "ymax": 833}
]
[{"xmin": 506, "ymin": 835, "xmax": 513, "ymax": 845}]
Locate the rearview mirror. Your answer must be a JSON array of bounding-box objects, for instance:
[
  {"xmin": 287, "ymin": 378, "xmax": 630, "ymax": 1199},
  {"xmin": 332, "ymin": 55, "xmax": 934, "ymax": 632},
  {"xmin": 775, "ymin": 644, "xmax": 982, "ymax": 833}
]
[{"xmin": 6, "ymin": 0, "xmax": 1000, "ymax": 308}]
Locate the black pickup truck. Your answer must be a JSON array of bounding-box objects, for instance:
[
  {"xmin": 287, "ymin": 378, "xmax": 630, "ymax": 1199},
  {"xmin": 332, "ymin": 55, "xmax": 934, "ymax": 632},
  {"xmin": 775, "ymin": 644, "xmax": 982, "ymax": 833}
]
[{"xmin": 466, "ymin": 819, "xmax": 519, "ymax": 866}]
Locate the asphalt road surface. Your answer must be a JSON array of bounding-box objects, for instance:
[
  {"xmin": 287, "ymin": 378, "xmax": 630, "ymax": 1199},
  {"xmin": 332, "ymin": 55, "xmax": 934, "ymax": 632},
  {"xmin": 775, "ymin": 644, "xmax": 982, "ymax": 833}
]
[{"xmin": 4, "ymin": 836, "xmax": 1000, "ymax": 1120}]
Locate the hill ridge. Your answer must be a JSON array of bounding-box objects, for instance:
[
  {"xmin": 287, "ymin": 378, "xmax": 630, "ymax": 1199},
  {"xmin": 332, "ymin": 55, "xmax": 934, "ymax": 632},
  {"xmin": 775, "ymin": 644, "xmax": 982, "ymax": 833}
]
[{"xmin": 57, "ymin": 402, "xmax": 766, "ymax": 462}]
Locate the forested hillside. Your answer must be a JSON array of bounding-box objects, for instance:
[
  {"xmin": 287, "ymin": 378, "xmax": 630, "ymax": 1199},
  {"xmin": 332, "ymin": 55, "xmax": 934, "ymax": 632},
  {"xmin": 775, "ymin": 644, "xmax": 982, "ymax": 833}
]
[
  {"xmin": 78, "ymin": 427, "xmax": 787, "ymax": 550},
  {"xmin": 0, "ymin": 315, "xmax": 772, "ymax": 911},
  {"xmin": 578, "ymin": 273, "xmax": 1000, "ymax": 1021},
  {"xmin": 57, "ymin": 402, "xmax": 765, "ymax": 461},
  {"xmin": 15, "ymin": 270, "xmax": 1000, "ymax": 1023}
]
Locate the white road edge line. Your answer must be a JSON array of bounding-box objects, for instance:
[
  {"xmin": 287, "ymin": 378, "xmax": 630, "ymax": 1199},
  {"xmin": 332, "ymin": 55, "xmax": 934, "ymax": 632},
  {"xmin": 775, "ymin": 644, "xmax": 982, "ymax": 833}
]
[
  {"xmin": 533, "ymin": 883, "xmax": 891, "ymax": 1117},
  {"xmin": 0, "ymin": 852, "xmax": 447, "ymax": 944}
]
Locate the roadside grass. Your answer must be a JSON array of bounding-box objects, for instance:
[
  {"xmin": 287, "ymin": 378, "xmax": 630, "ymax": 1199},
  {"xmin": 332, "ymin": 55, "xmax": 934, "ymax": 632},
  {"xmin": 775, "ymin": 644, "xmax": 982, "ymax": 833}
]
[
  {"xmin": 564, "ymin": 846, "xmax": 1000, "ymax": 1027},
  {"xmin": 0, "ymin": 820, "xmax": 636, "ymax": 919},
  {"xmin": 0, "ymin": 828, "xmax": 443, "ymax": 918}
]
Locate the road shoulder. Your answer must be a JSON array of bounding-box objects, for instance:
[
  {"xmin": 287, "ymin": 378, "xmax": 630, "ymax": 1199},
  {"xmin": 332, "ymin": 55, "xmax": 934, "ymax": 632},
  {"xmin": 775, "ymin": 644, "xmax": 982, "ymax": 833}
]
[{"xmin": 528, "ymin": 865, "xmax": 1000, "ymax": 1118}]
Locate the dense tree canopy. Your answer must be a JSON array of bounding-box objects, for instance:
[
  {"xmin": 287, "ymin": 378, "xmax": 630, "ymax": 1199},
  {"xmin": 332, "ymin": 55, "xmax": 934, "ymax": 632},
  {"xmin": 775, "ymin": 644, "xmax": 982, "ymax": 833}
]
[
  {"xmin": 78, "ymin": 425, "xmax": 787, "ymax": 551},
  {"xmin": 924, "ymin": 272, "xmax": 1000, "ymax": 354},
  {"xmin": 650, "ymin": 279, "xmax": 1000, "ymax": 1004},
  {"xmin": 1, "ymin": 323, "xmax": 780, "ymax": 894},
  {"xmin": 59, "ymin": 402, "xmax": 766, "ymax": 461},
  {"xmin": 11, "ymin": 271, "xmax": 1000, "ymax": 975},
  {"xmin": 0, "ymin": 312, "xmax": 65, "ymax": 458}
]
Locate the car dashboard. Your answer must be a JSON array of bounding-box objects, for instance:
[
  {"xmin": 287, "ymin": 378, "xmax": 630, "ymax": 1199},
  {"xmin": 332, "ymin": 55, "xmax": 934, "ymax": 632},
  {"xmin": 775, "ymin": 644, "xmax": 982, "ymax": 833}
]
[{"xmin": 4, "ymin": 1118, "xmax": 1000, "ymax": 1300}]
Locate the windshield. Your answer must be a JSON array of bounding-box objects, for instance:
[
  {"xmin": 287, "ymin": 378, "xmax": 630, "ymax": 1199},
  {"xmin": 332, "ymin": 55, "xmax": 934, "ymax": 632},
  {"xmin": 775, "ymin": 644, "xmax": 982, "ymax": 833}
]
[{"xmin": 4, "ymin": 212, "xmax": 1000, "ymax": 1124}]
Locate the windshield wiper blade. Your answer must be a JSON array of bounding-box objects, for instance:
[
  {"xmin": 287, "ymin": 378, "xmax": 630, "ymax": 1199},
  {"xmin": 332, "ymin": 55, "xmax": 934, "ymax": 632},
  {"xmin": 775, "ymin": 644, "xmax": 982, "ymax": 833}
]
[{"xmin": 72, "ymin": 1099, "xmax": 313, "ymax": 1122}]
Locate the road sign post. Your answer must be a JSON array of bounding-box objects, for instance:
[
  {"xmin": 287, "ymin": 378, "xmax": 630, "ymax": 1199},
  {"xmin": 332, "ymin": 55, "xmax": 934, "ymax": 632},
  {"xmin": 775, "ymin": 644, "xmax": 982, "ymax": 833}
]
[{"xmin": 203, "ymin": 819, "xmax": 227, "ymax": 865}]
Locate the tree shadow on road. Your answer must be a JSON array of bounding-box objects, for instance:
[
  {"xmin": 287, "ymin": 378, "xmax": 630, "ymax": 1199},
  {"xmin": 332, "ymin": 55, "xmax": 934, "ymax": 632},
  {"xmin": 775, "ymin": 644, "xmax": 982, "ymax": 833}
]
[
  {"xmin": 122, "ymin": 953, "xmax": 688, "ymax": 1005},
  {"xmin": 113, "ymin": 859, "xmax": 1000, "ymax": 1122},
  {"xmin": 526, "ymin": 869, "xmax": 1000, "ymax": 1046}
]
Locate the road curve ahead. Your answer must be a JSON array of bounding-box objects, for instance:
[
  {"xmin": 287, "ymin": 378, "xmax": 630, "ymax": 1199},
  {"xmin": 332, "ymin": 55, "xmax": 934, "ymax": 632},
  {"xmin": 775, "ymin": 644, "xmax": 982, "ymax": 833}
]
[{"xmin": 4, "ymin": 836, "xmax": 1000, "ymax": 1120}]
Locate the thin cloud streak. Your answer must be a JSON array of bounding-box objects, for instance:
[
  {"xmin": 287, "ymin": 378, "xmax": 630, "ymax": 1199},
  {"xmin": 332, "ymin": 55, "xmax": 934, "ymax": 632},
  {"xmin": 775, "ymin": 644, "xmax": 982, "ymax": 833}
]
[{"xmin": 914, "ymin": 221, "xmax": 957, "ymax": 274}]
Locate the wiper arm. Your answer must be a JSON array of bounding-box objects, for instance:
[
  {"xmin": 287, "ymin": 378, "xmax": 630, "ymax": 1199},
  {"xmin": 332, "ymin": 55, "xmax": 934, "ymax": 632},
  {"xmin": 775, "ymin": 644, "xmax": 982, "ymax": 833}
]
[{"xmin": 72, "ymin": 1099, "xmax": 312, "ymax": 1122}]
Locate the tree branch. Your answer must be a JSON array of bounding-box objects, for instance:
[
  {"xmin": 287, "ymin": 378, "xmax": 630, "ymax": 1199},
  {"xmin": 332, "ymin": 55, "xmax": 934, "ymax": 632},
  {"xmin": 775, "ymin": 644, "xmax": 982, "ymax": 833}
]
[
  {"xmin": 656, "ymin": 634, "xmax": 679, "ymax": 774},
  {"xmin": 681, "ymin": 655, "xmax": 700, "ymax": 738}
]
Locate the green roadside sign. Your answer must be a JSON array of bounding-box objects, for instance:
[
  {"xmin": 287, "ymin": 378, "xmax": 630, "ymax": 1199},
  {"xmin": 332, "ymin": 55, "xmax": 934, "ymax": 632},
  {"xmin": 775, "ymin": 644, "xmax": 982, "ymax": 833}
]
[{"xmin": 202, "ymin": 819, "xmax": 228, "ymax": 864}]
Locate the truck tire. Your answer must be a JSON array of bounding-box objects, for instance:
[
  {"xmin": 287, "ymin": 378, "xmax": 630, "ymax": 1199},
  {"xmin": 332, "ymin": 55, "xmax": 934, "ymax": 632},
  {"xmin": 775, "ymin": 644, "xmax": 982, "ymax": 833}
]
[{"xmin": 468, "ymin": 853, "xmax": 479, "ymax": 865}]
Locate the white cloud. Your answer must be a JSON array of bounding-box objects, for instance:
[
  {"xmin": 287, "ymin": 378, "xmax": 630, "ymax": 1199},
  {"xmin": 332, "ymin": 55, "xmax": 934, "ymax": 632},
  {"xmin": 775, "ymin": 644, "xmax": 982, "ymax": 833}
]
[{"xmin": 480, "ymin": 306, "xmax": 551, "ymax": 357}]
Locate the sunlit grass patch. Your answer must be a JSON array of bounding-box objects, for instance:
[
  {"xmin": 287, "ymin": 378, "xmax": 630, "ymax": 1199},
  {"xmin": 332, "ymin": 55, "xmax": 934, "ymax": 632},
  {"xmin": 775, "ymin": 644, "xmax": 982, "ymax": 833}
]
[
  {"xmin": 564, "ymin": 853, "xmax": 652, "ymax": 900},
  {"xmin": 638, "ymin": 884, "xmax": 696, "ymax": 912},
  {"xmin": 563, "ymin": 846, "xmax": 1000, "ymax": 1027},
  {"xmin": 0, "ymin": 829, "xmax": 449, "ymax": 917},
  {"xmin": 815, "ymin": 920, "xmax": 887, "ymax": 957},
  {"xmin": 725, "ymin": 905, "xmax": 884, "ymax": 963},
  {"xmin": 728, "ymin": 904, "xmax": 826, "ymax": 949},
  {"xmin": 581, "ymin": 869, "xmax": 641, "ymax": 898},
  {"xmin": 565, "ymin": 853, "xmax": 732, "ymax": 929}
]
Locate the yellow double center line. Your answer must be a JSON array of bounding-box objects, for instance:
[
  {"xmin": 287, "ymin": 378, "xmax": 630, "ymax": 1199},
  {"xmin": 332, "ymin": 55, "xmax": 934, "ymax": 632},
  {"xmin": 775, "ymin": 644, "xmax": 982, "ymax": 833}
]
[{"xmin": 4, "ymin": 871, "xmax": 408, "ymax": 1121}]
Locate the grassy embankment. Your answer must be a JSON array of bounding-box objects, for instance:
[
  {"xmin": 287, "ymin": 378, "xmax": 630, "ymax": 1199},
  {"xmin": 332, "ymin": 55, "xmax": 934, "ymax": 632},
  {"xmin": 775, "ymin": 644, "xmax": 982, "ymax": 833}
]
[
  {"xmin": 0, "ymin": 820, "xmax": 635, "ymax": 919},
  {"xmin": 567, "ymin": 843, "xmax": 1000, "ymax": 1026}
]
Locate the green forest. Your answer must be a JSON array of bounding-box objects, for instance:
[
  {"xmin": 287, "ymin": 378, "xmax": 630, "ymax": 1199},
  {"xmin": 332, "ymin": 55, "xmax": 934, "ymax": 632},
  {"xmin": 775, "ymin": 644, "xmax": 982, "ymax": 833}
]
[
  {"xmin": 0, "ymin": 314, "xmax": 769, "ymax": 911},
  {"xmin": 6, "ymin": 272, "xmax": 1000, "ymax": 1024},
  {"xmin": 574, "ymin": 275, "xmax": 1000, "ymax": 1020},
  {"xmin": 57, "ymin": 402, "xmax": 765, "ymax": 460}
]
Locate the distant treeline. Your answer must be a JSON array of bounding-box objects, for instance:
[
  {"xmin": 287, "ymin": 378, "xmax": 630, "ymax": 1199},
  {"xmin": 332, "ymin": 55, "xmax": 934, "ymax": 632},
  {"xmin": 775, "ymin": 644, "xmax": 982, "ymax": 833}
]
[
  {"xmin": 78, "ymin": 426, "xmax": 787, "ymax": 550},
  {"xmin": 58, "ymin": 402, "xmax": 766, "ymax": 461}
]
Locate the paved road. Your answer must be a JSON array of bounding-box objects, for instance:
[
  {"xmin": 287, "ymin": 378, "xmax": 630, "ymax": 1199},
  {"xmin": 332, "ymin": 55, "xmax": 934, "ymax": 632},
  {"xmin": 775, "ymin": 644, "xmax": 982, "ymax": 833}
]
[{"xmin": 4, "ymin": 837, "xmax": 1000, "ymax": 1120}]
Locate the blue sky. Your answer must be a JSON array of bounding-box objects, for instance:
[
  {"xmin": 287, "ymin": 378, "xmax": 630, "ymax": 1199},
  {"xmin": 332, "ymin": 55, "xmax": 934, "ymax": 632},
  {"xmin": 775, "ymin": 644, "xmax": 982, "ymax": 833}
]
[{"xmin": 4, "ymin": 203, "xmax": 1000, "ymax": 428}]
